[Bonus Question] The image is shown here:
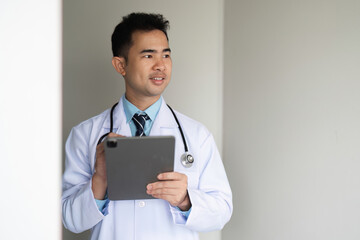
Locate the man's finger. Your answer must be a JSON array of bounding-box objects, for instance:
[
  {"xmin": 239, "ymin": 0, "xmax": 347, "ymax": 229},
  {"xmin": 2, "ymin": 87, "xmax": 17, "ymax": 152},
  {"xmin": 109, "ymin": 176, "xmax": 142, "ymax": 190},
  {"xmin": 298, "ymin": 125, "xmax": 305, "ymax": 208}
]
[
  {"xmin": 96, "ymin": 142, "xmax": 104, "ymax": 152},
  {"xmin": 147, "ymin": 181, "xmax": 181, "ymax": 191},
  {"xmin": 157, "ymin": 172, "xmax": 186, "ymax": 181},
  {"xmin": 108, "ymin": 132, "xmax": 125, "ymax": 138},
  {"xmin": 147, "ymin": 187, "xmax": 177, "ymax": 196}
]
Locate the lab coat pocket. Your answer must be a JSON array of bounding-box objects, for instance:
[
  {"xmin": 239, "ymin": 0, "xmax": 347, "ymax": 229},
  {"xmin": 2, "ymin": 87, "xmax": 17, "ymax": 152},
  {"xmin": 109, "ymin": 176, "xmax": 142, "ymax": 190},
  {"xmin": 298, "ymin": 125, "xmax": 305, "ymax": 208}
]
[
  {"xmin": 174, "ymin": 155, "xmax": 199, "ymax": 189},
  {"xmin": 185, "ymin": 171, "xmax": 199, "ymax": 189}
]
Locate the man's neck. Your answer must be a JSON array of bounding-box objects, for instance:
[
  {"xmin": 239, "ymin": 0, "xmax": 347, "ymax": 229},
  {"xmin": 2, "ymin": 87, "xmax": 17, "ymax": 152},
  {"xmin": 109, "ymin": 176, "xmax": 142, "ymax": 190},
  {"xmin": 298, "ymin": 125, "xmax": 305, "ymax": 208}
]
[{"xmin": 124, "ymin": 93, "xmax": 161, "ymax": 111}]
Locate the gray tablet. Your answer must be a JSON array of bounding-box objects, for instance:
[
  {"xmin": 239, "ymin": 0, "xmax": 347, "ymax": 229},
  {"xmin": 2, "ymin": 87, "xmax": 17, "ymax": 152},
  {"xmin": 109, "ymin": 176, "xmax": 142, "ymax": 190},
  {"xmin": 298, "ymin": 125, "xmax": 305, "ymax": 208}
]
[{"xmin": 104, "ymin": 136, "xmax": 175, "ymax": 200}]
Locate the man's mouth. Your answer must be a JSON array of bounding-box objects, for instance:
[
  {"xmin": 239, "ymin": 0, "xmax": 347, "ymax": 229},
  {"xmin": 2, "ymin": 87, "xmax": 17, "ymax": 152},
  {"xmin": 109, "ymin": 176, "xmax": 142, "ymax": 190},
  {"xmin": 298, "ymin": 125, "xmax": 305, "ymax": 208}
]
[
  {"xmin": 151, "ymin": 77, "xmax": 165, "ymax": 80},
  {"xmin": 149, "ymin": 75, "xmax": 166, "ymax": 85},
  {"xmin": 149, "ymin": 74, "xmax": 166, "ymax": 81}
]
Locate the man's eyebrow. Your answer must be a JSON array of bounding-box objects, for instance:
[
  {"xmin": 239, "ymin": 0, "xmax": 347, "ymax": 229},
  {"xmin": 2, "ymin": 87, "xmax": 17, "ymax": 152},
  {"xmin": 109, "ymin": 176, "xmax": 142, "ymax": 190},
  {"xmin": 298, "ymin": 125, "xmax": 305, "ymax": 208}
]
[
  {"xmin": 140, "ymin": 48, "xmax": 171, "ymax": 54},
  {"xmin": 140, "ymin": 49, "xmax": 155, "ymax": 54}
]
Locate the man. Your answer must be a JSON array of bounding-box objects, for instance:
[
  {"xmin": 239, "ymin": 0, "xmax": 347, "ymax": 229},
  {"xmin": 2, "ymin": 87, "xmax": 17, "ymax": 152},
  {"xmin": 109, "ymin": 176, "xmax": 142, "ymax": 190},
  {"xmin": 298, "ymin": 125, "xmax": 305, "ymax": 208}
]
[{"xmin": 62, "ymin": 13, "xmax": 232, "ymax": 240}]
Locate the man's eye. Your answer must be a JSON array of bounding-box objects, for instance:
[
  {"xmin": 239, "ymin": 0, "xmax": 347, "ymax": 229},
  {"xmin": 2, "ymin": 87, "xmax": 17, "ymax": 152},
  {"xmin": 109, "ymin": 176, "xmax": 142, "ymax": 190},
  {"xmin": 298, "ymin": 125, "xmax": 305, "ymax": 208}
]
[
  {"xmin": 163, "ymin": 54, "xmax": 170, "ymax": 58},
  {"xmin": 144, "ymin": 55, "xmax": 152, "ymax": 58}
]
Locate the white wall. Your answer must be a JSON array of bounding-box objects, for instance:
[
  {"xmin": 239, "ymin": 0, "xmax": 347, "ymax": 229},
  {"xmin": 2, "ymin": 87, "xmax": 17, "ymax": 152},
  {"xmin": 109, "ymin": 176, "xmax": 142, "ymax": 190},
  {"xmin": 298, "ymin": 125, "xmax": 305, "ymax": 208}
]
[
  {"xmin": 222, "ymin": 0, "xmax": 360, "ymax": 239},
  {"xmin": 0, "ymin": 0, "xmax": 61, "ymax": 239},
  {"xmin": 63, "ymin": 1, "xmax": 223, "ymax": 240}
]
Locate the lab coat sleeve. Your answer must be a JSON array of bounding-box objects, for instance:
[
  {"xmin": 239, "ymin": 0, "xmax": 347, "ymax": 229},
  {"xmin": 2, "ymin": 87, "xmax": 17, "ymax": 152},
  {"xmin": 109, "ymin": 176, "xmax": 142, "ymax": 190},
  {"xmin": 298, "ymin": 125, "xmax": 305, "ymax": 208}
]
[
  {"xmin": 61, "ymin": 126, "xmax": 105, "ymax": 233},
  {"xmin": 176, "ymin": 133, "xmax": 233, "ymax": 231}
]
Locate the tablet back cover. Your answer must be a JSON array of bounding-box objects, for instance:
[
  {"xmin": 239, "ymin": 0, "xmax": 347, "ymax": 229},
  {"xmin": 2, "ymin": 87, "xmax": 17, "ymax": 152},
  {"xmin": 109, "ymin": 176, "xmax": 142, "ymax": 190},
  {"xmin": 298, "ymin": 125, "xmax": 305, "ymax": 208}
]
[{"xmin": 104, "ymin": 136, "xmax": 175, "ymax": 200}]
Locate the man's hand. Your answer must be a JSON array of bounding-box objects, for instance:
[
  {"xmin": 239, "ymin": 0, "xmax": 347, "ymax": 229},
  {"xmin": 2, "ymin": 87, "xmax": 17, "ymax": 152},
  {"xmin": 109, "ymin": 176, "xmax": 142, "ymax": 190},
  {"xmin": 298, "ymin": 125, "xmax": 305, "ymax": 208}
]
[
  {"xmin": 92, "ymin": 132, "xmax": 124, "ymax": 200},
  {"xmin": 146, "ymin": 172, "xmax": 191, "ymax": 211}
]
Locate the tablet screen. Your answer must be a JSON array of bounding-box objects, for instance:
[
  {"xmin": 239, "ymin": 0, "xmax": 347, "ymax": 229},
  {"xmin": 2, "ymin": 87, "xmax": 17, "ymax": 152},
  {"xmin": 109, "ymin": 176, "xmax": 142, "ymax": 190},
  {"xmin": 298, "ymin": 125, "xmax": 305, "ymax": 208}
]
[{"xmin": 104, "ymin": 136, "xmax": 175, "ymax": 200}]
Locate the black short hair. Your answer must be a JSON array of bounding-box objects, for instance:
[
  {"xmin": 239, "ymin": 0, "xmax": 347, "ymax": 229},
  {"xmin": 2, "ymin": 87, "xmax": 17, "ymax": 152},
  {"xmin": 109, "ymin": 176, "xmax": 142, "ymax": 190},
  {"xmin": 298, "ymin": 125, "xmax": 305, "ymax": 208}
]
[{"xmin": 111, "ymin": 12, "xmax": 170, "ymax": 60}]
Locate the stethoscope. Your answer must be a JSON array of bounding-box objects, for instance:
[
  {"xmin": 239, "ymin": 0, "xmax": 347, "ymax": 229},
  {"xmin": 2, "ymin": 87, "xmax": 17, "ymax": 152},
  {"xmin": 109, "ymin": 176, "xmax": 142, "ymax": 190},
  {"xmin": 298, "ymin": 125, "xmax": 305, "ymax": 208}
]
[{"xmin": 97, "ymin": 102, "xmax": 194, "ymax": 168}]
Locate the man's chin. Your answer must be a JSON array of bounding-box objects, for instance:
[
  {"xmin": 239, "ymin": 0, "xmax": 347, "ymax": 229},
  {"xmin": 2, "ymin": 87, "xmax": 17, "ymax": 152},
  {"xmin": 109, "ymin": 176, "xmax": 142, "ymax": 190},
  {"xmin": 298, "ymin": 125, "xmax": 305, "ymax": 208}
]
[{"xmin": 147, "ymin": 86, "xmax": 168, "ymax": 96}]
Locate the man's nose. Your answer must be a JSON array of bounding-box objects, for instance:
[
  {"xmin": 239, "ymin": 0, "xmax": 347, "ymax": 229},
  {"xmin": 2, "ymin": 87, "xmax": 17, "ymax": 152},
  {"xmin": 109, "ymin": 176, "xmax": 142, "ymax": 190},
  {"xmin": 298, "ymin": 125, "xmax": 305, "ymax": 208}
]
[{"xmin": 153, "ymin": 57, "xmax": 165, "ymax": 71}]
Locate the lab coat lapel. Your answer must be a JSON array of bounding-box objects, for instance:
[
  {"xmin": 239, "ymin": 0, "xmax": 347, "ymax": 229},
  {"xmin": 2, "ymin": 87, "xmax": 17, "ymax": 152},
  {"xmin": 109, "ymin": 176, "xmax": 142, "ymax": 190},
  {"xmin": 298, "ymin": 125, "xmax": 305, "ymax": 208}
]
[
  {"xmin": 150, "ymin": 100, "xmax": 185, "ymax": 174},
  {"xmin": 103, "ymin": 97, "xmax": 131, "ymax": 137},
  {"xmin": 149, "ymin": 99, "xmax": 178, "ymax": 136}
]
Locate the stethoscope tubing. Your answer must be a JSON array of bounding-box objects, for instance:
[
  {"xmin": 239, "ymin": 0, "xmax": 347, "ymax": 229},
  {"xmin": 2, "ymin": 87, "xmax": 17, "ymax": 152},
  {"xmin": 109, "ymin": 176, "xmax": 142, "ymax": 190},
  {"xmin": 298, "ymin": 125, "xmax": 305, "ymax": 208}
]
[
  {"xmin": 166, "ymin": 104, "xmax": 189, "ymax": 152},
  {"xmin": 97, "ymin": 102, "xmax": 119, "ymax": 145},
  {"xmin": 96, "ymin": 102, "xmax": 190, "ymax": 157}
]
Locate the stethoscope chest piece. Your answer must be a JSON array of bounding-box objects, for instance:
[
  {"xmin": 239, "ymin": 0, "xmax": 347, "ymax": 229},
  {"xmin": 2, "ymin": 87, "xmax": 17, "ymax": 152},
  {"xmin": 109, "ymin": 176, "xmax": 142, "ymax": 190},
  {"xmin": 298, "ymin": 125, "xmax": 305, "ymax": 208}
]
[{"xmin": 181, "ymin": 152, "xmax": 194, "ymax": 168}]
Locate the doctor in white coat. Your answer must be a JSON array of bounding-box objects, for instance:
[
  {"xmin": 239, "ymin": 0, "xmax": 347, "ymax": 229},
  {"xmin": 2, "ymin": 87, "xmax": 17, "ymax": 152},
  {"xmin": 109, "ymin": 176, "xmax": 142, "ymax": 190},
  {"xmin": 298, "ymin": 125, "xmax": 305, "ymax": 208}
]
[{"xmin": 62, "ymin": 13, "xmax": 232, "ymax": 240}]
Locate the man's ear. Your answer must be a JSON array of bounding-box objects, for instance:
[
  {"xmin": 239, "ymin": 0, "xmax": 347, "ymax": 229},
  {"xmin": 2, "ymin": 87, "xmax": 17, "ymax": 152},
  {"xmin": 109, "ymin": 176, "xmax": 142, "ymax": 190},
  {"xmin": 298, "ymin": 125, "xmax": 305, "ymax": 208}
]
[{"xmin": 112, "ymin": 56, "xmax": 127, "ymax": 76}]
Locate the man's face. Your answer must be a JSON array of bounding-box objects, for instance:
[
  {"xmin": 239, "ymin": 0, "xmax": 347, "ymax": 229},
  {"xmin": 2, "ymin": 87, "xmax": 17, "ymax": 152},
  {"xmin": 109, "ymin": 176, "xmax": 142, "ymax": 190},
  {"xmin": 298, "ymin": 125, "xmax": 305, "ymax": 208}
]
[{"xmin": 121, "ymin": 30, "xmax": 172, "ymax": 102}]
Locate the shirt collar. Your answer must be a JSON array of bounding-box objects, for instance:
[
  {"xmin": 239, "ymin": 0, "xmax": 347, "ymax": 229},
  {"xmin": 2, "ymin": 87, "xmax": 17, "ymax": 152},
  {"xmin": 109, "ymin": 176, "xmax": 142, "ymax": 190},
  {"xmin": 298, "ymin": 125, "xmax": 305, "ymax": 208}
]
[{"xmin": 122, "ymin": 95, "xmax": 162, "ymax": 123}]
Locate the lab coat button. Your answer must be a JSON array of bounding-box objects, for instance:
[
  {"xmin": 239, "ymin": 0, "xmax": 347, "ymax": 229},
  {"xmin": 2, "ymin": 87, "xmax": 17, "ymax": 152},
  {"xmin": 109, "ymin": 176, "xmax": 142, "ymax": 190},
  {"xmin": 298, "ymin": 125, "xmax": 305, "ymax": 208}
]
[{"xmin": 139, "ymin": 201, "xmax": 146, "ymax": 207}]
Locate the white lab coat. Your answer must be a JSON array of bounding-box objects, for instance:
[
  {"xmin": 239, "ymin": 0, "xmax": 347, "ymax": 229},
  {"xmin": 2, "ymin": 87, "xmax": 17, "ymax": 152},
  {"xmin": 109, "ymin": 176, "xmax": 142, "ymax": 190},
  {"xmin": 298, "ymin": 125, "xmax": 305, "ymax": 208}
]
[{"xmin": 62, "ymin": 97, "xmax": 233, "ymax": 240}]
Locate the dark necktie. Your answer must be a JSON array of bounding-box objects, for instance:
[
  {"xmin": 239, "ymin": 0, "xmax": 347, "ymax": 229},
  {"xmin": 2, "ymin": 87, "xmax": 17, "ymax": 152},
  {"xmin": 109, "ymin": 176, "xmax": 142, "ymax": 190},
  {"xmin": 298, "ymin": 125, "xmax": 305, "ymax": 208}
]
[{"xmin": 132, "ymin": 113, "xmax": 150, "ymax": 137}]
